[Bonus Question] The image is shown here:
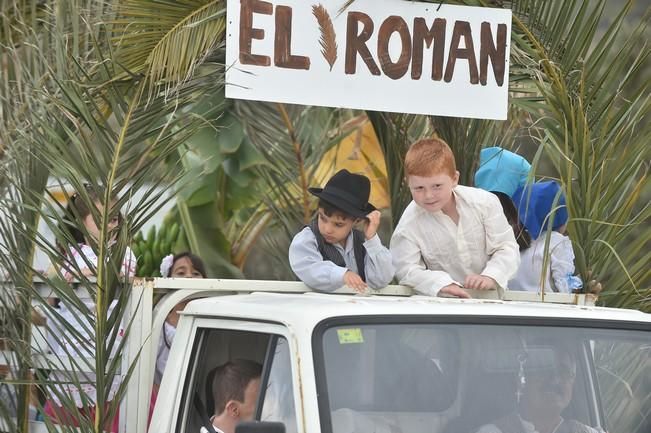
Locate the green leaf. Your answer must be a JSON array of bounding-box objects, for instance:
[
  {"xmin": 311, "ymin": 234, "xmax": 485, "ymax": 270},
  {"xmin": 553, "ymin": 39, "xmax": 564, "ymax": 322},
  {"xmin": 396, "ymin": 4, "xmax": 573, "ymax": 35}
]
[
  {"xmin": 237, "ymin": 136, "xmax": 267, "ymax": 171},
  {"xmin": 185, "ymin": 126, "xmax": 225, "ymax": 172},
  {"xmin": 215, "ymin": 112, "xmax": 245, "ymax": 155}
]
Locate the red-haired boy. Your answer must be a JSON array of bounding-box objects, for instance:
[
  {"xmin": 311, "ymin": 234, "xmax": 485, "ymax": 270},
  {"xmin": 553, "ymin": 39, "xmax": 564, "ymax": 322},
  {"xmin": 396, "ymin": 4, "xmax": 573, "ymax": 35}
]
[{"xmin": 390, "ymin": 139, "xmax": 519, "ymax": 298}]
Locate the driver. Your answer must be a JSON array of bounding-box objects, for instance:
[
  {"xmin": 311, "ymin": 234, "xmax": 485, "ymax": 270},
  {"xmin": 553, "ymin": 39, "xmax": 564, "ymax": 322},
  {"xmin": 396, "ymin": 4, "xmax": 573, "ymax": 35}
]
[{"xmin": 475, "ymin": 345, "xmax": 605, "ymax": 433}]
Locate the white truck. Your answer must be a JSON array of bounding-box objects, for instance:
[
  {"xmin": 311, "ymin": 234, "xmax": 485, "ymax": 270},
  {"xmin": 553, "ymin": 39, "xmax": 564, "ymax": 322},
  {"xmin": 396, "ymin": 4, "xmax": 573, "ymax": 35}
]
[
  {"xmin": 6, "ymin": 279, "xmax": 648, "ymax": 432},
  {"xmin": 117, "ymin": 279, "xmax": 650, "ymax": 433}
]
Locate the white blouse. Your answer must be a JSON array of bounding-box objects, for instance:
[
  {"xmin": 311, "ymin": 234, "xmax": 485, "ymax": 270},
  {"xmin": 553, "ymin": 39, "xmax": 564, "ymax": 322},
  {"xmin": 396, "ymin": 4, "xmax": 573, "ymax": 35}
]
[{"xmin": 509, "ymin": 231, "xmax": 581, "ymax": 293}]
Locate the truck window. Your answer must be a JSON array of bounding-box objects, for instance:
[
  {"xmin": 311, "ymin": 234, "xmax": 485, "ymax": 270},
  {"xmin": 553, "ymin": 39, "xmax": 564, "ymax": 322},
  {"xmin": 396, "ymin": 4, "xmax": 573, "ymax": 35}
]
[
  {"xmin": 177, "ymin": 328, "xmax": 299, "ymax": 433},
  {"xmin": 314, "ymin": 321, "xmax": 649, "ymax": 433},
  {"xmin": 593, "ymin": 337, "xmax": 650, "ymax": 433},
  {"xmin": 259, "ymin": 337, "xmax": 298, "ymax": 433}
]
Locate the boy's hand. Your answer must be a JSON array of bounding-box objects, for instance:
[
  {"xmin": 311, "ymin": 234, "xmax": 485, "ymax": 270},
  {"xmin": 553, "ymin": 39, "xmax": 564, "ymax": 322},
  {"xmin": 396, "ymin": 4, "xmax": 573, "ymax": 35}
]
[
  {"xmin": 439, "ymin": 284, "xmax": 471, "ymax": 298},
  {"xmin": 464, "ymin": 274, "xmax": 496, "ymax": 290},
  {"xmin": 364, "ymin": 210, "xmax": 382, "ymax": 240},
  {"xmin": 344, "ymin": 271, "xmax": 368, "ymax": 293}
]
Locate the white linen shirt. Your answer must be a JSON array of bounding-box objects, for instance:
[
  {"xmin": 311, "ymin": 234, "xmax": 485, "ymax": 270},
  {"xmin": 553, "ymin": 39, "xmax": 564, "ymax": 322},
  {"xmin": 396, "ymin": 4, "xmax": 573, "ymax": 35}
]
[
  {"xmin": 288, "ymin": 227, "xmax": 394, "ymax": 291},
  {"xmin": 509, "ymin": 231, "xmax": 578, "ymax": 293},
  {"xmin": 390, "ymin": 185, "xmax": 519, "ymax": 296}
]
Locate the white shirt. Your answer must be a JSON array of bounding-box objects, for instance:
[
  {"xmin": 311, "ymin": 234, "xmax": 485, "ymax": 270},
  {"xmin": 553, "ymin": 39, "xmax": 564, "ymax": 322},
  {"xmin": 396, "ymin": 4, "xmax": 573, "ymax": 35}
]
[
  {"xmin": 46, "ymin": 245, "xmax": 135, "ymax": 407},
  {"xmin": 390, "ymin": 186, "xmax": 520, "ymax": 295},
  {"xmin": 62, "ymin": 244, "xmax": 136, "ymax": 280},
  {"xmin": 200, "ymin": 425, "xmax": 225, "ymax": 433},
  {"xmin": 155, "ymin": 321, "xmax": 177, "ymax": 384},
  {"xmin": 45, "ymin": 299, "xmax": 122, "ymax": 407},
  {"xmin": 509, "ymin": 231, "xmax": 579, "ymax": 293},
  {"xmin": 288, "ymin": 227, "xmax": 394, "ymax": 291}
]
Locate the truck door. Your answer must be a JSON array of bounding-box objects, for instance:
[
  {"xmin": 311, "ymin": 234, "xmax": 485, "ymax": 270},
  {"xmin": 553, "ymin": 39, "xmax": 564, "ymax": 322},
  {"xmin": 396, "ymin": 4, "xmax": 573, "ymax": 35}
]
[{"xmin": 158, "ymin": 319, "xmax": 300, "ymax": 433}]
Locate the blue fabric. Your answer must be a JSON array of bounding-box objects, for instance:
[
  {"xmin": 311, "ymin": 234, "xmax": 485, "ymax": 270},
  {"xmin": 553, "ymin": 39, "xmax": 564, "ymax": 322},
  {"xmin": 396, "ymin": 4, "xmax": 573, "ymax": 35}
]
[
  {"xmin": 513, "ymin": 181, "xmax": 568, "ymax": 240},
  {"xmin": 475, "ymin": 147, "xmax": 531, "ymax": 198}
]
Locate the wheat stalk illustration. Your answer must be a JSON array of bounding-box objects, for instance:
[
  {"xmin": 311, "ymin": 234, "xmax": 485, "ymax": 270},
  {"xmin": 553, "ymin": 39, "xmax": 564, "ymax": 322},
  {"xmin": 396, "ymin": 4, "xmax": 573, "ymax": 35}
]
[{"xmin": 312, "ymin": 4, "xmax": 338, "ymax": 71}]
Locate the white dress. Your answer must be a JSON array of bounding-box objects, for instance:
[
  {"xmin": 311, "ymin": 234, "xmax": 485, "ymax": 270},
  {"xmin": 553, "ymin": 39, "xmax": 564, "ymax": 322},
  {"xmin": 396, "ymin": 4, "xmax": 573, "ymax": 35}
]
[
  {"xmin": 509, "ymin": 231, "xmax": 582, "ymax": 293},
  {"xmin": 155, "ymin": 321, "xmax": 176, "ymax": 385},
  {"xmin": 46, "ymin": 244, "xmax": 136, "ymax": 407}
]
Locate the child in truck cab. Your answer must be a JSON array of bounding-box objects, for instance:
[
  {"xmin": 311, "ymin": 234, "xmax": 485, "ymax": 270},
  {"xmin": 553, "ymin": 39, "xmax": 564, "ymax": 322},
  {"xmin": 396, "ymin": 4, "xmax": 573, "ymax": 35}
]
[
  {"xmin": 201, "ymin": 360, "xmax": 262, "ymax": 433},
  {"xmin": 390, "ymin": 138, "xmax": 520, "ymax": 298},
  {"xmin": 289, "ymin": 169, "xmax": 394, "ymax": 292},
  {"xmin": 509, "ymin": 181, "xmax": 582, "ymax": 293}
]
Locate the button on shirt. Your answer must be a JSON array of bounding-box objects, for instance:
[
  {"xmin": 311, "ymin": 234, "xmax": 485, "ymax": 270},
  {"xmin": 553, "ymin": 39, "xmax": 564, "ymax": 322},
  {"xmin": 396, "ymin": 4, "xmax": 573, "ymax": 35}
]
[
  {"xmin": 390, "ymin": 185, "xmax": 519, "ymax": 295},
  {"xmin": 289, "ymin": 227, "xmax": 394, "ymax": 291}
]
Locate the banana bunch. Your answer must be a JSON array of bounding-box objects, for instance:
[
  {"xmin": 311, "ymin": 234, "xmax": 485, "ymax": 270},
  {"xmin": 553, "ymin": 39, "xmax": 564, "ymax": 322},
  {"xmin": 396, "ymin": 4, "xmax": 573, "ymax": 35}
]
[{"xmin": 132, "ymin": 222, "xmax": 183, "ymax": 277}]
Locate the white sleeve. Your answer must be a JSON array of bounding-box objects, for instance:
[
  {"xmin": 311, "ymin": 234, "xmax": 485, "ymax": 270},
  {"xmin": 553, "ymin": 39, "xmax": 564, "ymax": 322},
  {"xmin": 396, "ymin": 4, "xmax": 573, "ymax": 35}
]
[
  {"xmin": 550, "ymin": 235, "xmax": 576, "ymax": 293},
  {"xmin": 362, "ymin": 234, "xmax": 395, "ymax": 289},
  {"xmin": 288, "ymin": 228, "xmax": 347, "ymax": 292},
  {"xmin": 479, "ymin": 194, "xmax": 521, "ymax": 287},
  {"xmin": 390, "ymin": 229, "xmax": 459, "ymax": 296}
]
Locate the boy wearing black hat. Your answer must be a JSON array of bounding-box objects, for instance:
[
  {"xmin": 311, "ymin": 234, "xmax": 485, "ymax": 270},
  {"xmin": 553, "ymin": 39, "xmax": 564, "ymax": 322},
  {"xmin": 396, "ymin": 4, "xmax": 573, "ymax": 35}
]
[{"xmin": 289, "ymin": 169, "xmax": 394, "ymax": 292}]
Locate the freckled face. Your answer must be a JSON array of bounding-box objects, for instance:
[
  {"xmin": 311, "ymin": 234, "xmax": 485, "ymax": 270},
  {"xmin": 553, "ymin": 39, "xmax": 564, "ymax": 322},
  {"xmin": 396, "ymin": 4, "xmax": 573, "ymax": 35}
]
[
  {"xmin": 407, "ymin": 173, "xmax": 459, "ymax": 213},
  {"xmin": 317, "ymin": 209, "xmax": 355, "ymax": 246}
]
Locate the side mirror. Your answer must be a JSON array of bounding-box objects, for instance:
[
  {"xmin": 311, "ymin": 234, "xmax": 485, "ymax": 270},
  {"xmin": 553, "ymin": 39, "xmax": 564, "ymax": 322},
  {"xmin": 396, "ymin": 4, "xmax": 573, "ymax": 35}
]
[{"xmin": 235, "ymin": 421, "xmax": 285, "ymax": 433}]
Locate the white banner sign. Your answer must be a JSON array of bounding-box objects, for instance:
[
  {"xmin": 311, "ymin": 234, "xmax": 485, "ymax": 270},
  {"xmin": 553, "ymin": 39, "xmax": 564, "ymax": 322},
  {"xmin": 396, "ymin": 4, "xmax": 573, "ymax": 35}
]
[{"xmin": 226, "ymin": 0, "xmax": 512, "ymax": 120}]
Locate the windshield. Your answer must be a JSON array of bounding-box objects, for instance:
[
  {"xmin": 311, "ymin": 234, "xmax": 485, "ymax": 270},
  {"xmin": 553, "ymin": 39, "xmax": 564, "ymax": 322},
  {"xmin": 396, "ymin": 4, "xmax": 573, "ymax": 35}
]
[{"xmin": 315, "ymin": 321, "xmax": 650, "ymax": 433}]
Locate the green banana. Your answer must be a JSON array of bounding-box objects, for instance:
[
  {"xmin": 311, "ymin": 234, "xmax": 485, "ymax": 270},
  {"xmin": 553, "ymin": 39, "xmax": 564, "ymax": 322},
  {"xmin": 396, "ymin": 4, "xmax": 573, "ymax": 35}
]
[
  {"xmin": 167, "ymin": 223, "xmax": 179, "ymax": 244},
  {"xmin": 132, "ymin": 219, "xmax": 184, "ymax": 277}
]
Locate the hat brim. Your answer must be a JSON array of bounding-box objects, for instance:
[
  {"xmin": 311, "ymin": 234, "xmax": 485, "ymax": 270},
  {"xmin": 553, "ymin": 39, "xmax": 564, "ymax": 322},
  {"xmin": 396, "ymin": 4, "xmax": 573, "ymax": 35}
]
[{"xmin": 309, "ymin": 187, "xmax": 376, "ymax": 218}]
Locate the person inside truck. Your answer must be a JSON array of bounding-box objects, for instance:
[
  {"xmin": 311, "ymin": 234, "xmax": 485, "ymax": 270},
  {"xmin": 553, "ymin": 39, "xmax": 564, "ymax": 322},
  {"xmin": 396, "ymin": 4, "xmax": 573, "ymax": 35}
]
[
  {"xmin": 390, "ymin": 138, "xmax": 520, "ymax": 298},
  {"xmin": 289, "ymin": 169, "xmax": 394, "ymax": 293},
  {"xmin": 475, "ymin": 344, "xmax": 604, "ymax": 433},
  {"xmin": 200, "ymin": 359, "xmax": 262, "ymax": 433}
]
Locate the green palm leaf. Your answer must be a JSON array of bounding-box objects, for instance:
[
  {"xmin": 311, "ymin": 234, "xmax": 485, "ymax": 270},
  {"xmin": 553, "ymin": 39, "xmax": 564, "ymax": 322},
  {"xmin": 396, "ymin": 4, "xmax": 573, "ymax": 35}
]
[{"xmin": 111, "ymin": 0, "xmax": 226, "ymax": 96}]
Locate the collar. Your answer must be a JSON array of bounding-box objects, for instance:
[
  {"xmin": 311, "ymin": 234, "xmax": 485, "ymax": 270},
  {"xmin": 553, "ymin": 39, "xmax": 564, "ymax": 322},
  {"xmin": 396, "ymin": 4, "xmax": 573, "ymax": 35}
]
[
  {"xmin": 331, "ymin": 230, "xmax": 355, "ymax": 253},
  {"xmin": 204, "ymin": 415, "xmax": 226, "ymax": 433},
  {"xmin": 209, "ymin": 423, "xmax": 225, "ymax": 433}
]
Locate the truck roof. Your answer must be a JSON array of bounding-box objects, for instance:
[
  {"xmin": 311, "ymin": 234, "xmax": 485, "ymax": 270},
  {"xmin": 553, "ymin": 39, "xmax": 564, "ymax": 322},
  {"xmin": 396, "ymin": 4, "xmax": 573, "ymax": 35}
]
[{"xmin": 183, "ymin": 291, "xmax": 651, "ymax": 329}]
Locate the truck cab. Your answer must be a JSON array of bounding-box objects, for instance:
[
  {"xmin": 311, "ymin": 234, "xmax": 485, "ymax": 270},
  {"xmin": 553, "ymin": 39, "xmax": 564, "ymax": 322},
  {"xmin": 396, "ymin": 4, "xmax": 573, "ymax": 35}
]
[{"xmin": 146, "ymin": 285, "xmax": 650, "ymax": 433}]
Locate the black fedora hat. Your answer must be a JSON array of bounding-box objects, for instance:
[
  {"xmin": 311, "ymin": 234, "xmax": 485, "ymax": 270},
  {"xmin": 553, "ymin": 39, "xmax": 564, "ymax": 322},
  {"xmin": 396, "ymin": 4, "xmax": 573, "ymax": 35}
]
[{"xmin": 309, "ymin": 169, "xmax": 376, "ymax": 218}]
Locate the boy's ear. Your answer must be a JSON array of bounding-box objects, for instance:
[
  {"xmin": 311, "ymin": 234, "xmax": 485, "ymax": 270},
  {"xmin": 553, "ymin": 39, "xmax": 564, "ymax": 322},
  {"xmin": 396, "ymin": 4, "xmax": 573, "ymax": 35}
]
[
  {"xmin": 453, "ymin": 171, "xmax": 460, "ymax": 186},
  {"xmin": 225, "ymin": 400, "xmax": 239, "ymax": 418}
]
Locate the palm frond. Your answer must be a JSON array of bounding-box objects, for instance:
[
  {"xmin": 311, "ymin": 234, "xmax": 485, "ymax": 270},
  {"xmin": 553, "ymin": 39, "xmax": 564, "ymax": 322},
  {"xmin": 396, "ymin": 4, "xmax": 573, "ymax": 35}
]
[
  {"xmin": 510, "ymin": 0, "xmax": 651, "ymax": 309},
  {"xmin": 111, "ymin": 0, "xmax": 226, "ymax": 97},
  {"xmin": 1, "ymin": 5, "xmax": 216, "ymax": 429}
]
